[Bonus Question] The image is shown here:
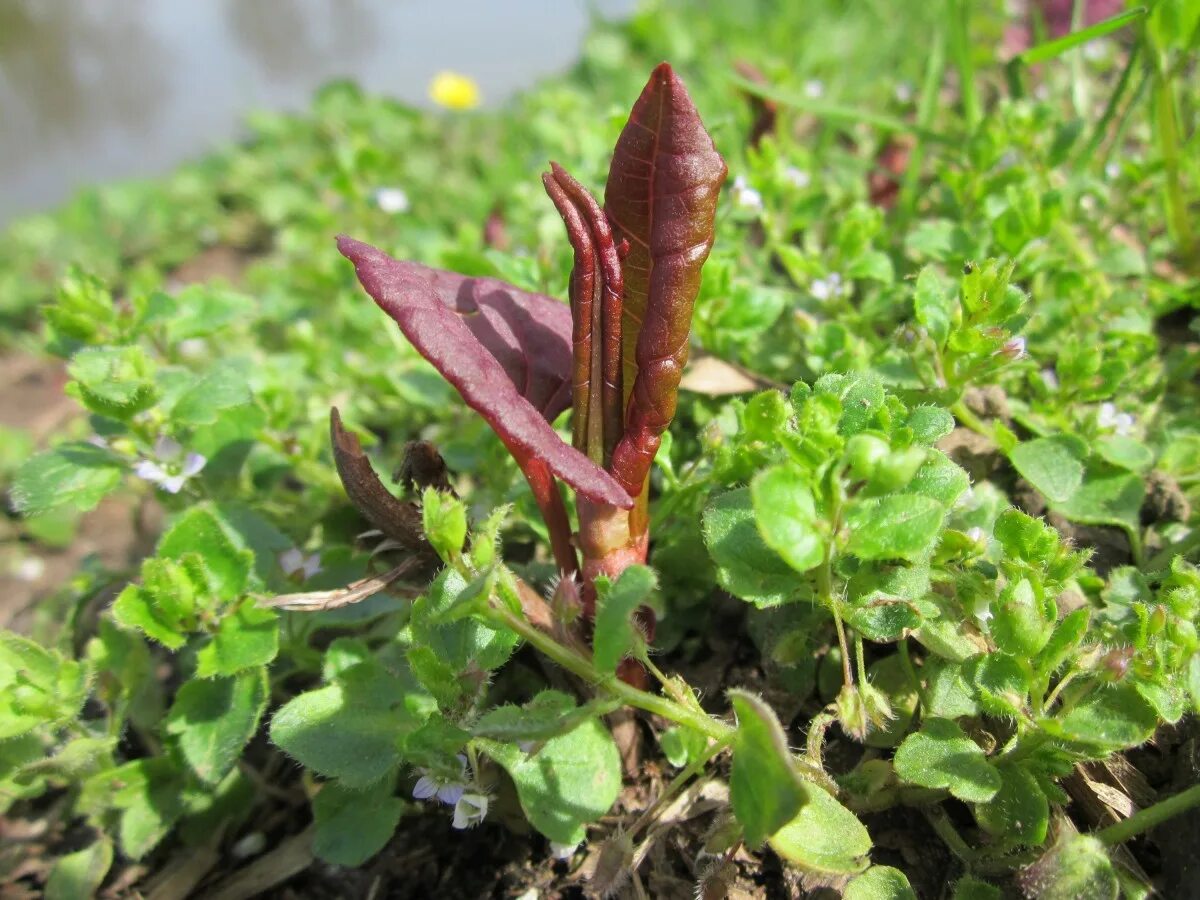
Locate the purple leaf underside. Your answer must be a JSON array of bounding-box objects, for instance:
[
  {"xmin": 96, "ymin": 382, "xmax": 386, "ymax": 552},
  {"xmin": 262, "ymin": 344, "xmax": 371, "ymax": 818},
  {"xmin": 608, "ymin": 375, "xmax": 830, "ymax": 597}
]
[{"xmin": 337, "ymin": 236, "xmax": 632, "ymax": 510}]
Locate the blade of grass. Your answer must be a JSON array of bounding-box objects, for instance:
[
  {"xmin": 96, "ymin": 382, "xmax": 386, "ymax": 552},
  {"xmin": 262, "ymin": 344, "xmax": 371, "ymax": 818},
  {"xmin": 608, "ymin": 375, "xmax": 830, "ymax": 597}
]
[
  {"xmin": 946, "ymin": 0, "xmax": 980, "ymax": 129},
  {"xmin": 1075, "ymin": 41, "xmax": 1141, "ymax": 169},
  {"xmin": 729, "ymin": 77, "xmax": 955, "ymax": 145},
  {"xmin": 899, "ymin": 20, "xmax": 948, "ymax": 220},
  {"xmin": 1014, "ymin": 6, "xmax": 1147, "ymax": 65}
]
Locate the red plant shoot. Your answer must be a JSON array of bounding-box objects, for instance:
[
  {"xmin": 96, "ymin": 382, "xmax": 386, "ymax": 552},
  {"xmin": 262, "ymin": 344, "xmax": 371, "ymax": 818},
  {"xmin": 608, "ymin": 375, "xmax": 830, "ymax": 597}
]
[{"xmin": 335, "ymin": 62, "xmax": 726, "ymax": 648}]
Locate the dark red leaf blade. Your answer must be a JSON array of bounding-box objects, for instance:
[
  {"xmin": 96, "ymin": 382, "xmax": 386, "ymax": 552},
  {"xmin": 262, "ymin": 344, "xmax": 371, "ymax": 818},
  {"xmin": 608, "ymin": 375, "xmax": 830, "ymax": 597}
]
[
  {"xmin": 337, "ymin": 236, "xmax": 633, "ymax": 510},
  {"xmin": 604, "ymin": 62, "xmax": 727, "ymax": 497},
  {"xmin": 409, "ymin": 257, "xmax": 574, "ymax": 421}
]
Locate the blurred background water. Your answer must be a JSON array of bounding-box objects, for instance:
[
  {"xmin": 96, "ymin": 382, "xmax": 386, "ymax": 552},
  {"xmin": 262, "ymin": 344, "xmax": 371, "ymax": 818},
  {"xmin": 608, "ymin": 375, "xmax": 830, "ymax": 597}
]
[{"xmin": 0, "ymin": 0, "xmax": 634, "ymax": 226}]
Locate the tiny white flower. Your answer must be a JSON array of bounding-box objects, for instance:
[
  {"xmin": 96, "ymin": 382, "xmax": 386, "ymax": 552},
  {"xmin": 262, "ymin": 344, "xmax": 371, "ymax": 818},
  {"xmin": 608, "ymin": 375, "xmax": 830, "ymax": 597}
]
[
  {"xmin": 1097, "ymin": 402, "xmax": 1135, "ymax": 436},
  {"xmin": 1083, "ymin": 39, "xmax": 1109, "ymax": 62},
  {"xmin": 804, "ymin": 79, "xmax": 825, "ymax": 99},
  {"xmin": 995, "ymin": 336, "xmax": 1027, "ymax": 360},
  {"xmin": 231, "ymin": 831, "xmax": 267, "ymax": 860},
  {"xmin": 783, "ymin": 166, "xmax": 811, "ymax": 189},
  {"xmin": 374, "ymin": 187, "xmax": 410, "ymax": 214},
  {"xmin": 1105, "ymin": 162, "xmax": 1121, "ymax": 180},
  {"xmin": 730, "ymin": 175, "xmax": 763, "ymax": 212},
  {"xmin": 1041, "ymin": 368, "xmax": 1059, "ymax": 390},
  {"xmin": 1033, "ymin": 84, "xmax": 1049, "ymax": 101},
  {"xmin": 412, "ymin": 754, "xmax": 470, "ymax": 806},
  {"xmin": 517, "ymin": 740, "xmax": 537, "ymax": 754},
  {"xmin": 279, "ymin": 548, "xmax": 322, "ymax": 580},
  {"xmin": 451, "ymin": 791, "xmax": 489, "ymax": 829},
  {"xmin": 178, "ymin": 338, "xmax": 207, "ymax": 360},
  {"xmin": 810, "ymin": 272, "xmax": 843, "ymax": 302},
  {"xmin": 14, "ymin": 555, "xmax": 45, "ymax": 582},
  {"xmin": 967, "ymin": 526, "xmax": 986, "ymax": 544},
  {"xmin": 549, "ymin": 840, "xmax": 579, "ymax": 861},
  {"xmin": 971, "ymin": 592, "xmax": 993, "ymax": 628},
  {"xmin": 894, "ymin": 81, "xmax": 914, "ymax": 103}
]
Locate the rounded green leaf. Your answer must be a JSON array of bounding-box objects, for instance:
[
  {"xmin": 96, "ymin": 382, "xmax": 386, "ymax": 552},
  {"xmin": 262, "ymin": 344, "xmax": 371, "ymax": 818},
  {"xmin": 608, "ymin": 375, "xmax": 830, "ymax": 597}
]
[
  {"xmin": 751, "ymin": 464, "xmax": 825, "ymax": 574},
  {"xmin": 767, "ymin": 779, "xmax": 872, "ymax": 874},
  {"xmin": 893, "ymin": 718, "xmax": 1001, "ymax": 802},
  {"xmin": 845, "ymin": 866, "xmax": 918, "ymax": 900},
  {"xmin": 1009, "ymin": 436, "xmax": 1085, "ymax": 503},
  {"xmin": 703, "ymin": 488, "xmax": 798, "ymax": 607},
  {"xmin": 729, "ymin": 690, "xmax": 807, "ymax": 848},
  {"xmin": 846, "ymin": 494, "xmax": 945, "ymax": 561}
]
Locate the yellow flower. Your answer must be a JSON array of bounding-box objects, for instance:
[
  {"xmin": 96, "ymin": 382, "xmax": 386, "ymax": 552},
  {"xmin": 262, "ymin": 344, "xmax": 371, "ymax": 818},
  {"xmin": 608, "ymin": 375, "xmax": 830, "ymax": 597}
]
[{"xmin": 428, "ymin": 71, "xmax": 482, "ymax": 111}]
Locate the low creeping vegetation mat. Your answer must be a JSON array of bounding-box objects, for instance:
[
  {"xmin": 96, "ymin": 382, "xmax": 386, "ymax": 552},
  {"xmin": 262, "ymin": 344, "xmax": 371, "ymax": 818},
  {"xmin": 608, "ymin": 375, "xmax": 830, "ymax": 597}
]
[{"xmin": 2, "ymin": 1, "xmax": 1199, "ymax": 897}]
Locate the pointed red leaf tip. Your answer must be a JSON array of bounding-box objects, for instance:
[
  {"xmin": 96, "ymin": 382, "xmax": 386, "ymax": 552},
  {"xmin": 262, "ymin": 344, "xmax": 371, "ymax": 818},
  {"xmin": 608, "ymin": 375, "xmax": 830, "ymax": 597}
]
[
  {"xmin": 336, "ymin": 236, "xmax": 633, "ymax": 510},
  {"xmin": 604, "ymin": 62, "xmax": 727, "ymax": 496}
]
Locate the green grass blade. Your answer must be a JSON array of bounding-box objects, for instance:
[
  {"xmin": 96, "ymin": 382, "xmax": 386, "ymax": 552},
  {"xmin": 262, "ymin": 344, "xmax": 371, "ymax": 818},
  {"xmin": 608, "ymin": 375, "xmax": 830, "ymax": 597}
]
[
  {"xmin": 728, "ymin": 77, "xmax": 956, "ymax": 145},
  {"xmin": 1016, "ymin": 6, "xmax": 1147, "ymax": 65}
]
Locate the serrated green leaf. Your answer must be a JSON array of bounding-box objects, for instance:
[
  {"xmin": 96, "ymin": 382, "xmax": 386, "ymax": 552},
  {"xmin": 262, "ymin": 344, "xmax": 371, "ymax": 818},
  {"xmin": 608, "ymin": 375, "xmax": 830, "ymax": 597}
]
[
  {"xmin": 991, "ymin": 578, "xmax": 1052, "ymax": 657},
  {"xmin": 413, "ymin": 568, "xmax": 519, "ymax": 672},
  {"xmin": 270, "ymin": 661, "xmax": 425, "ymax": 788},
  {"xmin": 11, "ymin": 443, "xmax": 123, "ymax": 517},
  {"xmin": 752, "ymin": 464, "xmax": 825, "ymax": 574},
  {"xmin": 481, "ymin": 717, "xmax": 620, "ymax": 845},
  {"xmin": 908, "ymin": 450, "xmax": 970, "ymax": 506},
  {"xmin": 472, "ymin": 690, "xmax": 576, "ymax": 742},
  {"xmin": 593, "ymin": 565, "xmax": 656, "ymax": 673},
  {"xmin": 112, "ymin": 584, "xmax": 187, "ymax": 650},
  {"xmin": 195, "ymin": 602, "xmax": 278, "ymax": 677},
  {"xmin": 157, "ymin": 506, "xmax": 253, "ymax": 602},
  {"xmin": 845, "ymin": 866, "xmax": 917, "ymax": 900},
  {"xmin": 165, "ymin": 669, "xmax": 267, "ymax": 785},
  {"xmin": 893, "ymin": 718, "xmax": 1001, "ymax": 802},
  {"xmin": 729, "ymin": 690, "xmax": 806, "ymax": 848},
  {"xmin": 312, "ymin": 781, "xmax": 405, "ymax": 867},
  {"xmin": 1009, "ymin": 436, "xmax": 1085, "ymax": 503},
  {"xmin": 703, "ymin": 488, "xmax": 798, "ymax": 607},
  {"xmin": 85, "ymin": 758, "xmax": 187, "ymax": 859},
  {"xmin": 846, "ymin": 494, "xmax": 945, "ymax": 561},
  {"xmin": 66, "ymin": 345, "xmax": 158, "ymax": 419}
]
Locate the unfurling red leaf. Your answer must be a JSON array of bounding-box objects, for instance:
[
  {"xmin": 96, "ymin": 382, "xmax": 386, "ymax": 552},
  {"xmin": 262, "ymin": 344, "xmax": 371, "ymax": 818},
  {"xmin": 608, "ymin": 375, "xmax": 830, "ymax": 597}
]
[
  {"xmin": 337, "ymin": 237, "xmax": 631, "ymax": 509},
  {"xmin": 606, "ymin": 63, "xmax": 728, "ymax": 497}
]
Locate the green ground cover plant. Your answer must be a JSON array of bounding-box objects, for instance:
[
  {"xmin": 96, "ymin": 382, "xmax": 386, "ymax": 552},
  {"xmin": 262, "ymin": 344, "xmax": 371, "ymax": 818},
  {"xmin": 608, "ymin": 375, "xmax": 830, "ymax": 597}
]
[{"xmin": 2, "ymin": 1, "xmax": 1199, "ymax": 897}]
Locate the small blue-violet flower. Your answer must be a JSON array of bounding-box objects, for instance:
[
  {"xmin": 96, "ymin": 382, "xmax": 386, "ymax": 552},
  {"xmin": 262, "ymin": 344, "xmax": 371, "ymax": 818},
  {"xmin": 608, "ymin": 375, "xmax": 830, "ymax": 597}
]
[
  {"xmin": 279, "ymin": 548, "xmax": 322, "ymax": 581},
  {"xmin": 132, "ymin": 436, "xmax": 205, "ymax": 494}
]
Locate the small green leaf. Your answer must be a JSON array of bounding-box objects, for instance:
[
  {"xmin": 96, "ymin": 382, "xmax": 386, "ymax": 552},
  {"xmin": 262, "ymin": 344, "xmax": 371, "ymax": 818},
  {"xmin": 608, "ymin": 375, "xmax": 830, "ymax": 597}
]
[
  {"xmin": 703, "ymin": 488, "xmax": 798, "ymax": 607},
  {"xmin": 85, "ymin": 758, "xmax": 187, "ymax": 859},
  {"xmin": 165, "ymin": 669, "xmax": 268, "ymax": 785},
  {"xmin": 270, "ymin": 659, "xmax": 427, "ymax": 788},
  {"xmin": 44, "ymin": 838, "xmax": 113, "ymax": 900},
  {"xmin": 1009, "ymin": 436, "xmax": 1085, "ymax": 503},
  {"xmin": 1040, "ymin": 683, "xmax": 1157, "ymax": 752},
  {"xmin": 1053, "ymin": 466, "xmax": 1145, "ymax": 533},
  {"xmin": 659, "ymin": 725, "xmax": 708, "ymax": 768},
  {"xmin": 767, "ymin": 779, "xmax": 872, "ymax": 874},
  {"xmin": 845, "ymin": 866, "xmax": 917, "ymax": 900},
  {"xmin": 752, "ymin": 464, "xmax": 826, "ymax": 574},
  {"xmin": 422, "ymin": 487, "xmax": 467, "ymax": 563},
  {"xmin": 893, "ymin": 718, "xmax": 1001, "ymax": 802},
  {"xmin": 913, "ymin": 266, "xmax": 953, "ymax": 345},
  {"xmin": 312, "ymin": 781, "xmax": 405, "ymax": 867},
  {"xmin": 729, "ymin": 690, "xmax": 806, "ymax": 848},
  {"xmin": 11, "ymin": 443, "xmax": 123, "ymax": 517},
  {"xmin": 990, "ymin": 578, "xmax": 1052, "ymax": 657},
  {"xmin": 481, "ymin": 717, "xmax": 621, "ymax": 845},
  {"xmin": 66, "ymin": 346, "xmax": 158, "ymax": 419},
  {"xmin": 974, "ymin": 762, "xmax": 1048, "ymax": 846},
  {"xmin": 908, "ymin": 451, "xmax": 970, "ymax": 507},
  {"xmin": 906, "ymin": 406, "xmax": 955, "ymax": 445},
  {"xmin": 472, "ymin": 691, "xmax": 607, "ymax": 743},
  {"xmin": 1094, "ymin": 436, "xmax": 1153, "ymax": 473},
  {"xmin": 593, "ymin": 565, "xmax": 656, "ymax": 673},
  {"xmin": 952, "ymin": 876, "xmax": 1003, "ymax": 900},
  {"xmin": 169, "ymin": 361, "xmax": 253, "ymax": 425},
  {"xmin": 157, "ymin": 506, "xmax": 253, "ymax": 602},
  {"xmin": 195, "ymin": 602, "xmax": 278, "ymax": 677},
  {"xmin": 1018, "ymin": 834, "xmax": 1117, "ymax": 900},
  {"xmin": 846, "ymin": 494, "xmax": 945, "ymax": 561},
  {"xmin": 112, "ymin": 584, "xmax": 187, "ymax": 650}
]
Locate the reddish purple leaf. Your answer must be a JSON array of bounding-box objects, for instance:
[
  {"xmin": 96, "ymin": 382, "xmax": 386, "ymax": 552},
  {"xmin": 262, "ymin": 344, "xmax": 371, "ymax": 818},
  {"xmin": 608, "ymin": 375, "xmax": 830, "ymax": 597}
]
[
  {"xmin": 411, "ymin": 258, "xmax": 574, "ymax": 421},
  {"xmin": 604, "ymin": 62, "xmax": 727, "ymax": 497},
  {"xmin": 337, "ymin": 236, "xmax": 633, "ymax": 510}
]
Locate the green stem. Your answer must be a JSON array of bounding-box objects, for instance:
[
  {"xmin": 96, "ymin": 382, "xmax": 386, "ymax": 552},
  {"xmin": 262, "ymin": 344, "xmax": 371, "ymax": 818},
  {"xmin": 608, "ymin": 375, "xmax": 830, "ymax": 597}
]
[
  {"xmin": 628, "ymin": 733, "xmax": 734, "ymax": 838},
  {"xmin": 1097, "ymin": 783, "xmax": 1200, "ymax": 845},
  {"xmin": 950, "ymin": 400, "xmax": 991, "ymax": 438},
  {"xmin": 946, "ymin": 0, "xmax": 980, "ymax": 129},
  {"xmin": 485, "ymin": 602, "xmax": 733, "ymax": 743},
  {"xmin": 1152, "ymin": 61, "xmax": 1195, "ymax": 259},
  {"xmin": 897, "ymin": 639, "xmax": 929, "ymax": 715},
  {"xmin": 924, "ymin": 805, "xmax": 978, "ymax": 863},
  {"xmin": 1077, "ymin": 41, "xmax": 1141, "ymax": 169}
]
